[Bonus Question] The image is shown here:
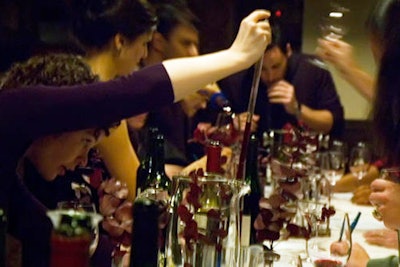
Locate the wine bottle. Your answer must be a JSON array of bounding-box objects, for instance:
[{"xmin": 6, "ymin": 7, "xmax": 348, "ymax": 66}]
[
  {"xmin": 0, "ymin": 209, "xmax": 6, "ymax": 266},
  {"xmin": 136, "ymin": 127, "xmax": 159, "ymax": 195},
  {"xmin": 196, "ymin": 141, "xmax": 222, "ymax": 237},
  {"xmin": 241, "ymin": 134, "xmax": 262, "ymax": 245},
  {"xmin": 134, "ymin": 132, "xmax": 170, "ymax": 267},
  {"xmin": 130, "ymin": 197, "xmax": 159, "ymax": 267},
  {"xmin": 143, "ymin": 133, "xmax": 170, "ymax": 192}
]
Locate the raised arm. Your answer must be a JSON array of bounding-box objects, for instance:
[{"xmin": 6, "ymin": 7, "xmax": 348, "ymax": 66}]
[
  {"xmin": 0, "ymin": 10, "xmax": 271, "ymax": 142},
  {"xmin": 316, "ymin": 39, "xmax": 375, "ymax": 102},
  {"xmin": 164, "ymin": 10, "xmax": 271, "ymax": 100}
]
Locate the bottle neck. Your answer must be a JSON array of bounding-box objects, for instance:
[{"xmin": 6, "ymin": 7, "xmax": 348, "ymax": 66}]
[
  {"xmin": 147, "ymin": 134, "xmax": 170, "ymax": 191},
  {"xmin": 153, "ymin": 136, "xmax": 166, "ymax": 175},
  {"xmin": 245, "ymin": 135, "xmax": 261, "ymax": 194}
]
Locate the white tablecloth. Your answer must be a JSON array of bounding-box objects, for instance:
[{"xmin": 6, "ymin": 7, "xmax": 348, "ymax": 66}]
[{"xmin": 270, "ymin": 191, "xmax": 397, "ymax": 266}]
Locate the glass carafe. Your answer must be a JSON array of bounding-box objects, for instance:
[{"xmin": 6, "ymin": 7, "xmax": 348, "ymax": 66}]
[{"xmin": 165, "ymin": 173, "xmax": 250, "ymax": 267}]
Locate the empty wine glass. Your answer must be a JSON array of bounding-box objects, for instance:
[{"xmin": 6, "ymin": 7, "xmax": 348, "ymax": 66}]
[
  {"xmin": 349, "ymin": 143, "xmax": 371, "ymax": 183},
  {"xmin": 319, "ymin": 151, "xmax": 345, "ymax": 187},
  {"xmin": 57, "ymin": 200, "xmax": 100, "ymax": 256},
  {"xmin": 297, "ymin": 199, "xmax": 326, "ymax": 263},
  {"xmin": 310, "ymin": 2, "xmax": 350, "ymax": 68}
]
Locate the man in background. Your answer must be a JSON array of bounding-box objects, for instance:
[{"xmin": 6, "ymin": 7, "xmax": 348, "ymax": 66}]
[{"xmin": 219, "ymin": 23, "xmax": 345, "ymax": 139}]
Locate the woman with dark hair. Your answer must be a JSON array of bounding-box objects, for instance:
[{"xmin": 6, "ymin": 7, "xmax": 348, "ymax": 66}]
[
  {"xmin": 329, "ymin": 1, "xmax": 400, "ymax": 266},
  {"xmin": 0, "ymin": 9, "xmax": 270, "ymax": 266},
  {"xmin": 67, "ymin": 0, "xmax": 158, "ymax": 201}
]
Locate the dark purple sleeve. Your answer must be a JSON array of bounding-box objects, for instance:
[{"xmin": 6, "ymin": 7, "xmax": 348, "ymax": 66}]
[
  {"xmin": 0, "ymin": 63, "xmax": 174, "ymax": 140},
  {"xmin": 7, "ymin": 177, "xmax": 52, "ymax": 267}
]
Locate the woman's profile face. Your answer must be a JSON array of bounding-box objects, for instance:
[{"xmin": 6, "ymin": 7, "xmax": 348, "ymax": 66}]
[
  {"xmin": 116, "ymin": 32, "xmax": 153, "ymax": 75},
  {"xmin": 25, "ymin": 129, "xmax": 104, "ymax": 181}
]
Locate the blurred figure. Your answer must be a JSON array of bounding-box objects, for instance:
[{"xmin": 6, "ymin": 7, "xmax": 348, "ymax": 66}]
[
  {"xmin": 316, "ymin": 39, "xmax": 375, "ymax": 101},
  {"xmin": 139, "ymin": 1, "xmax": 221, "ymax": 177},
  {"xmin": 219, "ymin": 22, "xmax": 344, "ymax": 139}
]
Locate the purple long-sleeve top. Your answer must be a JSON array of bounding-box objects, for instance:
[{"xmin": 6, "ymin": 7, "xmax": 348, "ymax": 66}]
[{"xmin": 0, "ymin": 63, "xmax": 173, "ymax": 266}]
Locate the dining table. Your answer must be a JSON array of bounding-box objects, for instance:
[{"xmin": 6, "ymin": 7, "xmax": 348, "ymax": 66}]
[{"xmin": 264, "ymin": 188, "xmax": 397, "ymax": 266}]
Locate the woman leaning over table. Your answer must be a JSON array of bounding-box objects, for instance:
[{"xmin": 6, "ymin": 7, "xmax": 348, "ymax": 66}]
[
  {"xmin": 67, "ymin": 0, "xmax": 157, "ymax": 201},
  {"xmin": 330, "ymin": 1, "xmax": 400, "ymax": 266},
  {"xmin": 0, "ymin": 9, "xmax": 271, "ymax": 267},
  {"xmin": 1, "ymin": 53, "xmax": 118, "ymax": 266}
]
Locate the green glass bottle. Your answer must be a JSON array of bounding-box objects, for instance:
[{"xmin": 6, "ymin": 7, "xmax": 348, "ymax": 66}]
[
  {"xmin": 130, "ymin": 197, "xmax": 159, "ymax": 267},
  {"xmin": 143, "ymin": 133, "xmax": 170, "ymax": 192},
  {"xmin": 242, "ymin": 134, "xmax": 262, "ymax": 245},
  {"xmin": 136, "ymin": 127, "xmax": 159, "ymax": 195}
]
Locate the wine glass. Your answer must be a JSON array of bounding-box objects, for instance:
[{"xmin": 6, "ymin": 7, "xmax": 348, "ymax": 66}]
[
  {"xmin": 57, "ymin": 200, "xmax": 100, "ymax": 256},
  {"xmin": 319, "ymin": 151, "xmax": 345, "ymax": 187},
  {"xmin": 210, "ymin": 110, "xmax": 240, "ymax": 147},
  {"xmin": 297, "ymin": 199, "xmax": 326, "ymax": 263},
  {"xmin": 309, "ymin": 2, "xmax": 350, "ymax": 68},
  {"xmin": 349, "ymin": 143, "xmax": 371, "ymax": 183}
]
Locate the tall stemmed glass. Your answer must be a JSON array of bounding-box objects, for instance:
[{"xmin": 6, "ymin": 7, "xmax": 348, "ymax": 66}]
[
  {"xmin": 373, "ymin": 168, "xmax": 400, "ymax": 267},
  {"xmin": 210, "ymin": 110, "xmax": 241, "ymax": 147},
  {"xmin": 349, "ymin": 143, "xmax": 371, "ymax": 184},
  {"xmin": 319, "ymin": 150, "xmax": 345, "ymax": 190},
  {"xmin": 297, "ymin": 199, "xmax": 325, "ymax": 263},
  {"xmin": 309, "ymin": 2, "xmax": 350, "ymax": 68}
]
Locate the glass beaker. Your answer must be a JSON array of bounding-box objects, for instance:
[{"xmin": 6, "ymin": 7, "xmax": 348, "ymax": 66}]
[{"xmin": 165, "ymin": 173, "xmax": 250, "ymax": 267}]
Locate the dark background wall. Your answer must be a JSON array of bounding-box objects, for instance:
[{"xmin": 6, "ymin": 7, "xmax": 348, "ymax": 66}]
[
  {"xmin": 0, "ymin": 0, "xmax": 304, "ymax": 72},
  {"xmin": 188, "ymin": 0, "xmax": 304, "ymax": 53}
]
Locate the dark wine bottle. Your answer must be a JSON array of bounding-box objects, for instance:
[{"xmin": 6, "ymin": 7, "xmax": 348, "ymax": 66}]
[
  {"xmin": 133, "ymin": 132, "xmax": 170, "ymax": 267},
  {"xmin": 241, "ymin": 134, "xmax": 262, "ymax": 245},
  {"xmin": 136, "ymin": 127, "xmax": 159, "ymax": 195},
  {"xmin": 130, "ymin": 197, "xmax": 159, "ymax": 267},
  {"xmin": 0, "ymin": 209, "xmax": 6, "ymax": 267},
  {"xmin": 143, "ymin": 133, "xmax": 170, "ymax": 192}
]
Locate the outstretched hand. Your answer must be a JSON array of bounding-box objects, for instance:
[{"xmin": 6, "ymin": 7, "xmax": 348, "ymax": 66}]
[{"xmin": 330, "ymin": 241, "xmax": 369, "ymax": 267}]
